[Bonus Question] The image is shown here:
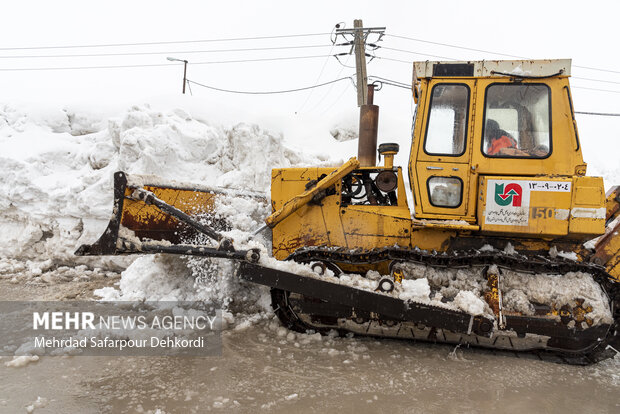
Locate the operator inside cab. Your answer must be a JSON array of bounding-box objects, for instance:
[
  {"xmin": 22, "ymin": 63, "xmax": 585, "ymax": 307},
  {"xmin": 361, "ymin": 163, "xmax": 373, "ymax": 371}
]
[{"xmin": 485, "ymin": 119, "xmax": 548, "ymax": 158}]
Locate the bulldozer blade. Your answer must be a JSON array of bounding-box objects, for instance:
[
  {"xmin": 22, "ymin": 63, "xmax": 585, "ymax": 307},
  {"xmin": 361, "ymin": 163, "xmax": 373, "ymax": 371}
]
[
  {"xmin": 75, "ymin": 171, "xmax": 265, "ymax": 257},
  {"xmin": 592, "ymin": 218, "xmax": 620, "ymax": 280},
  {"xmin": 590, "ymin": 185, "xmax": 620, "ymax": 280}
]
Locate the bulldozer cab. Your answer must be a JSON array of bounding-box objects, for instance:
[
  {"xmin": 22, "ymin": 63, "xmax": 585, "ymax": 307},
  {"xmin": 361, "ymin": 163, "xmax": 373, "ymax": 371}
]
[{"xmin": 408, "ymin": 59, "xmax": 603, "ymax": 238}]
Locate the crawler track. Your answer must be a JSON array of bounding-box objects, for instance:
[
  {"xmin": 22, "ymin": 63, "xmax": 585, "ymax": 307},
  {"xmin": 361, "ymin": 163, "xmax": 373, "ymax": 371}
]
[{"xmin": 271, "ymin": 247, "xmax": 620, "ymax": 365}]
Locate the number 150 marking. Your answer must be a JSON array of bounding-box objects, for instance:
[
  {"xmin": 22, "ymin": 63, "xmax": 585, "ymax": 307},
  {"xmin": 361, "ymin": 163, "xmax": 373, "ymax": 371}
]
[{"xmin": 531, "ymin": 207, "xmax": 554, "ymax": 219}]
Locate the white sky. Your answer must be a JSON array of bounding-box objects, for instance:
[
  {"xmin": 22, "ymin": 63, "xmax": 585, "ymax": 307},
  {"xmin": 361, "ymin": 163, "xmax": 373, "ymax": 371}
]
[{"xmin": 1, "ymin": 0, "xmax": 619, "ymax": 169}]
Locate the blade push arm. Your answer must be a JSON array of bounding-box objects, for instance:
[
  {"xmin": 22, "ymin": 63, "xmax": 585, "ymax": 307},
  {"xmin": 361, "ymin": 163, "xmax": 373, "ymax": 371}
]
[{"xmin": 264, "ymin": 157, "xmax": 360, "ymax": 228}]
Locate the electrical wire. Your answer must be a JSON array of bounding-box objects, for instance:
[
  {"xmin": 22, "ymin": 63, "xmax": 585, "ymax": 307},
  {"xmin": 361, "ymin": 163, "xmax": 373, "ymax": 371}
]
[
  {"xmin": 368, "ymin": 75, "xmax": 409, "ymax": 87},
  {"xmin": 185, "ymin": 79, "xmax": 193, "ymax": 96},
  {"xmin": 0, "ymin": 54, "xmax": 336, "ymax": 71},
  {"xmin": 368, "ymin": 76, "xmax": 411, "ymax": 91},
  {"xmin": 379, "ymin": 46, "xmax": 456, "ymax": 61},
  {"xmin": 572, "ymin": 86, "xmax": 620, "ymax": 94},
  {"xmin": 313, "ymin": 55, "xmax": 354, "ymax": 115},
  {"xmin": 186, "ymin": 76, "xmax": 353, "ymax": 95},
  {"xmin": 0, "ymin": 62, "xmax": 176, "ymax": 71},
  {"xmin": 387, "ymin": 34, "xmax": 525, "ymax": 59},
  {"xmin": 374, "ymin": 56, "xmax": 411, "ymax": 64},
  {"xmin": 379, "ymin": 44, "xmax": 620, "ymax": 93},
  {"xmin": 575, "ymin": 111, "xmax": 620, "ymax": 116},
  {"xmin": 0, "ymin": 44, "xmax": 335, "ymax": 59},
  {"xmin": 387, "ymin": 33, "xmax": 620, "ymax": 75},
  {"xmin": 572, "ymin": 76, "xmax": 620, "ymax": 86},
  {"xmin": 296, "ymin": 24, "xmax": 342, "ymax": 113},
  {"xmin": 319, "ymin": 80, "xmax": 354, "ymax": 116},
  {"xmin": 0, "ymin": 33, "xmax": 333, "ymax": 51},
  {"xmin": 572, "ymin": 65, "xmax": 620, "ymax": 75},
  {"xmin": 372, "ymin": 80, "xmax": 411, "ymax": 90},
  {"xmin": 334, "ymin": 54, "xmax": 356, "ymax": 68}
]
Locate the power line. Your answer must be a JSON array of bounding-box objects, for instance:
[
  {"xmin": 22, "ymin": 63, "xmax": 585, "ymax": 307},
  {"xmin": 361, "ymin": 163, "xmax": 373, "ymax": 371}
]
[
  {"xmin": 319, "ymin": 80, "xmax": 353, "ymax": 116},
  {"xmin": 313, "ymin": 54, "xmax": 354, "ymax": 115},
  {"xmin": 186, "ymin": 54, "xmax": 336, "ymax": 66},
  {"xmin": 368, "ymin": 75, "xmax": 411, "ymax": 90},
  {"xmin": 368, "ymin": 75, "xmax": 409, "ymax": 87},
  {"xmin": 186, "ymin": 79, "xmax": 193, "ymax": 96},
  {"xmin": 387, "ymin": 34, "xmax": 525, "ymax": 59},
  {"xmin": 379, "ymin": 45, "xmax": 620, "ymax": 93},
  {"xmin": 0, "ymin": 54, "xmax": 335, "ymax": 71},
  {"xmin": 381, "ymin": 46, "xmax": 456, "ymax": 61},
  {"xmin": 375, "ymin": 56, "xmax": 411, "ymax": 64},
  {"xmin": 387, "ymin": 33, "xmax": 620, "ymax": 75},
  {"xmin": 383, "ymin": 45, "xmax": 620, "ymax": 87},
  {"xmin": 372, "ymin": 80, "xmax": 411, "ymax": 90},
  {"xmin": 0, "ymin": 44, "xmax": 334, "ymax": 59},
  {"xmin": 296, "ymin": 24, "xmax": 341, "ymax": 113},
  {"xmin": 573, "ymin": 65, "xmax": 620, "ymax": 75},
  {"xmin": 572, "ymin": 76, "xmax": 620, "ymax": 86},
  {"xmin": 575, "ymin": 111, "xmax": 620, "ymax": 116},
  {"xmin": 0, "ymin": 62, "xmax": 176, "ymax": 71},
  {"xmin": 572, "ymin": 86, "xmax": 620, "ymax": 94},
  {"xmin": 0, "ymin": 32, "xmax": 333, "ymax": 51},
  {"xmin": 186, "ymin": 76, "xmax": 353, "ymax": 95}
]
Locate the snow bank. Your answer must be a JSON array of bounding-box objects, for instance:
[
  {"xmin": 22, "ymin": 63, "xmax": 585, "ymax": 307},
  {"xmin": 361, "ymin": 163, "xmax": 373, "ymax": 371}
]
[
  {"xmin": 0, "ymin": 101, "xmax": 343, "ymax": 319},
  {"xmin": 0, "ymin": 103, "xmax": 333, "ymax": 269}
]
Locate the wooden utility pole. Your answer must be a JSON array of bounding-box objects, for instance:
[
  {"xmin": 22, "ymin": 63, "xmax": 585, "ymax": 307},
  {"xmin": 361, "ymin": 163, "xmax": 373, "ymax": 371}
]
[
  {"xmin": 353, "ymin": 19, "xmax": 368, "ymax": 107},
  {"xmin": 335, "ymin": 21, "xmax": 386, "ymax": 166},
  {"xmin": 335, "ymin": 21, "xmax": 385, "ymax": 107}
]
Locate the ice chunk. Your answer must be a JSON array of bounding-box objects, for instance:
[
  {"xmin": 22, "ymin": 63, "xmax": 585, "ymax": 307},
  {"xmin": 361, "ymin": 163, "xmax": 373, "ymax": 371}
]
[
  {"xmin": 453, "ymin": 290, "xmax": 485, "ymax": 316},
  {"xmin": 399, "ymin": 278, "xmax": 431, "ymax": 301},
  {"xmin": 5, "ymin": 355, "xmax": 39, "ymax": 368}
]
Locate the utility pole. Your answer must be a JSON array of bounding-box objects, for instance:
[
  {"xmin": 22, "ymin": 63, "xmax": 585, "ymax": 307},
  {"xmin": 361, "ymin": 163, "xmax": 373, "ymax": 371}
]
[
  {"xmin": 335, "ymin": 20, "xmax": 385, "ymax": 107},
  {"xmin": 353, "ymin": 19, "xmax": 368, "ymax": 106},
  {"xmin": 335, "ymin": 20, "xmax": 386, "ymax": 167},
  {"xmin": 167, "ymin": 57, "xmax": 189, "ymax": 94}
]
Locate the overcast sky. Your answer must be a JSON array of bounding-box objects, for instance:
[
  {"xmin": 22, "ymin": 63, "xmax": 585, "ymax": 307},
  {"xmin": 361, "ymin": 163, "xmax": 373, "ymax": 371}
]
[{"xmin": 1, "ymin": 0, "xmax": 619, "ymax": 168}]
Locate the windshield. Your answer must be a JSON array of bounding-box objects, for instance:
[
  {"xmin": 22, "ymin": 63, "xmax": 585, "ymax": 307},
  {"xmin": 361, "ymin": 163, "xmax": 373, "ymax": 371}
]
[{"xmin": 483, "ymin": 84, "xmax": 551, "ymax": 158}]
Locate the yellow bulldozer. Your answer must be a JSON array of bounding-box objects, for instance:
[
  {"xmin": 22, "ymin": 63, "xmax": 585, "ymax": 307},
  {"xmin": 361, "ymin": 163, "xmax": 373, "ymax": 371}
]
[{"xmin": 77, "ymin": 59, "xmax": 620, "ymax": 364}]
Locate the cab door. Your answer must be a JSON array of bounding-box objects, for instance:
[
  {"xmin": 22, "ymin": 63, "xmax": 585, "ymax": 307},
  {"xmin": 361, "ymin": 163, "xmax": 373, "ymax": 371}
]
[{"xmin": 413, "ymin": 81, "xmax": 475, "ymax": 220}]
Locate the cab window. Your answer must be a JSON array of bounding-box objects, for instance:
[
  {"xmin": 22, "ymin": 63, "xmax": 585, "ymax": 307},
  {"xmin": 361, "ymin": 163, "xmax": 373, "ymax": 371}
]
[
  {"xmin": 428, "ymin": 176, "xmax": 462, "ymax": 208},
  {"xmin": 482, "ymin": 84, "xmax": 551, "ymax": 158},
  {"xmin": 424, "ymin": 84, "xmax": 469, "ymax": 156}
]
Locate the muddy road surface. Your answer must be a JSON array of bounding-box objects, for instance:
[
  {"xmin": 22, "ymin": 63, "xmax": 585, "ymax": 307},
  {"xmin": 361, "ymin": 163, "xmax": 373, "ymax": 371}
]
[{"xmin": 0, "ymin": 274, "xmax": 618, "ymax": 414}]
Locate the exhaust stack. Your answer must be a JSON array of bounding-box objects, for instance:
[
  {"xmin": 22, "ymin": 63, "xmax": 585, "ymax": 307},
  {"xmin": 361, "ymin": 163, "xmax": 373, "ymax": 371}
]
[{"xmin": 358, "ymin": 84, "xmax": 379, "ymax": 167}]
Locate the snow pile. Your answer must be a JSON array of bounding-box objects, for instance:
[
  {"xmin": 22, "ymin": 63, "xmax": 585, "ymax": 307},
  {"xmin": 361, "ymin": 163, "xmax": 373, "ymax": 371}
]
[
  {"xmin": 1, "ymin": 103, "xmax": 333, "ymax": 285},
  {"xmin": 0, "ymin": 102, "xmax": 345, "ymax": 319},
  {"xmin": 329, "ymin": 125, "xmax": 357, "ymax": 142},
  {"xmin": 395, "ymin": 262, "xmax": 612, "ymax": 324},
  {"xmin": 501, "ymin": 270, "xmax": 613, "ymax": 325}
]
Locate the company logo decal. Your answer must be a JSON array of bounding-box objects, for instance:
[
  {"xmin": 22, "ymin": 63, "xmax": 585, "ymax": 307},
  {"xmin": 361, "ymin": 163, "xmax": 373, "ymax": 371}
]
[{"xmin": 494, "ymin": 183, "xmax": 522, "ymax": 207}]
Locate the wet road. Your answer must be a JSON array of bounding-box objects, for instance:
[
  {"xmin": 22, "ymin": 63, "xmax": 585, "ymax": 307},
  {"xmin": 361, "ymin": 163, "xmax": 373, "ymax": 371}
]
[{"xmin": 1, "ymin": 318, "xmax": 619, "ymax": 414}]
